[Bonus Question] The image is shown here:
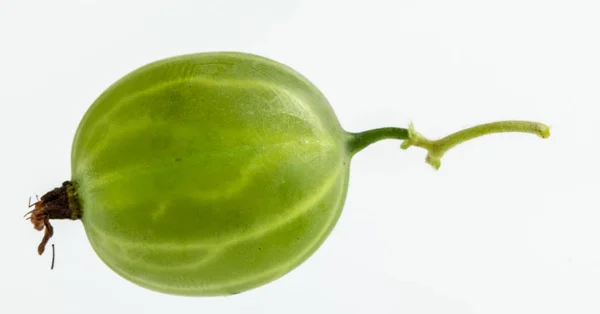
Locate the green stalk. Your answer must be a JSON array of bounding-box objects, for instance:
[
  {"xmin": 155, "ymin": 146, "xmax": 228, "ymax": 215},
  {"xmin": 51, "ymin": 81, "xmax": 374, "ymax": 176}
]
[
  {"xmin": 347, "ymin": 120, "xmax": 550, "ymax": 169},
  {"xmin": 347, "ymin": 127, "xmax": 410, "ymax": 155}
]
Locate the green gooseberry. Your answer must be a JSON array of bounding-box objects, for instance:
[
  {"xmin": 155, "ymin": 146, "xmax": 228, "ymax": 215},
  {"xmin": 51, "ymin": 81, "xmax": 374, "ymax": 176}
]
[{"xmin": 27, "ymin": 51, "xmax": 550, "ymax": 296}]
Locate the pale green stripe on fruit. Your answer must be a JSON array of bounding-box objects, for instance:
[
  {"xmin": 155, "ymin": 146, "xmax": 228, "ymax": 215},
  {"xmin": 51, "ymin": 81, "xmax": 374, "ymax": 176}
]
[
  {"xmin": 81, "ymin": 139, "xmax": 333, "ymax": 202},
  {"xmin": 76, "ymin": 126, "xmax": 335, "ymax": 194},
  {"xmin": 154, "ymin": 145, "xmax": 329, "ymax": 208},
  {"xmin": 86, "ymin": 167, "xmax": 347, "ymax": 295},
  {"xmin": 148, "ymin": 148, "xmax": 328, "ymax": 220},
  {"xmin": 87, "ymin": 227, "xmax": 222, "ymax": 270},
  {"xmin": 197, "ymin": 174, "xmax": 347, "ymax": 293},
  {"xmin": 217, "ymin": 164, "xmax": 343, "ymax": 248},
  {"xmin": 75, "ymin": 74, "xmax": 325, "ymax": 159},
  {"xmin": 75, "ymin": 116, "xmax": 325, "ymax": 175},
  {"xmin": 86, "ymin": 163, "xmax": 343, "ymax": 251}
]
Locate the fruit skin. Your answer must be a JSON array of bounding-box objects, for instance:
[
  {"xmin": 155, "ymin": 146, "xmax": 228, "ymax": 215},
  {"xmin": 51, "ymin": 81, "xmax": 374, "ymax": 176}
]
[{"xmin": 72, "ymin": 52, "xmax": 351, "ymax": 296}]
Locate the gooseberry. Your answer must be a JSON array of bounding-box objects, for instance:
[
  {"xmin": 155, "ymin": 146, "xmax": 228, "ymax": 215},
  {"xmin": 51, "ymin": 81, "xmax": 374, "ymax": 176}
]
[{"xmin": 27, "ymin": 51, "xmax": 550, "ymax": 296}]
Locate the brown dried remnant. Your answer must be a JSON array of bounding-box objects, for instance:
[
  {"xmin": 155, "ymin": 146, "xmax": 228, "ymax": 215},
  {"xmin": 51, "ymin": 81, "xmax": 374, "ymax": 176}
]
[{"xmin": 25, "ymin": 181, "xmax": 81, "ymax": 255}]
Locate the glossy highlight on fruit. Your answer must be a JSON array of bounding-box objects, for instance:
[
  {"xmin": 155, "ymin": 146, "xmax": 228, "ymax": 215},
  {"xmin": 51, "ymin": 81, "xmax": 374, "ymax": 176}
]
[{"xmin": 27, "ymin": 51, "xmax": 550, "ymax": 296}]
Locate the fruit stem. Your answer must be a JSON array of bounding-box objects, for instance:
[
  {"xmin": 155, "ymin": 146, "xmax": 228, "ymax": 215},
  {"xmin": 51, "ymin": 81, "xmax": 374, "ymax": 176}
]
[
  {"xmin": 347, "ymin": 127, "xmax": 409, "ymax": 156},
  {"xmin": 347, "ymin": 120, "xmax": 550, "ymax": 169}
]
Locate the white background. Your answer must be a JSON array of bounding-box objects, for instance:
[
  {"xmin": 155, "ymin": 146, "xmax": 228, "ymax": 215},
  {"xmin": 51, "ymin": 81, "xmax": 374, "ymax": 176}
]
[{"xmin": 0, "ymin": 1, "xmax": 598, "ymax": 313}]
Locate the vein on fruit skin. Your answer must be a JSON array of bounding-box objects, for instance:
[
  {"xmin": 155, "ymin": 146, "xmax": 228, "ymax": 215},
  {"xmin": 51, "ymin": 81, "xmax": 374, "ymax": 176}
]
[
  {"xmin": 86, "ymin": 168, "xmax": 348, "ymax": 294},
  {"xmin": 74, "ymin": 74, "xmax": 327, "ymax": 160},
  {"xmin": 74, "ymin": 112, "xmax": 331, "ymax": 177},
  {"xmin": 79, "ymin": 138, "xmax": 335, "ymax": 203},
  {"xmin": 86, "ymin": 162, "xmax": 343, "ymax": 251}
]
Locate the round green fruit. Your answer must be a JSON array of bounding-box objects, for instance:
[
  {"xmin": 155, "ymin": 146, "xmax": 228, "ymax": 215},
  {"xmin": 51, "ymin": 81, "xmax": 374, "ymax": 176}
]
[{"xmin": 27, "ymin": 51, "xmax": 550, "ymax": 296}]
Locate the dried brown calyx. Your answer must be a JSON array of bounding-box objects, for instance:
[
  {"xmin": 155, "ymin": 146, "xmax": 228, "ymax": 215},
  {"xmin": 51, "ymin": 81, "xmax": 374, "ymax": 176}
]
[{"xmin": 25, "ymin": 181, "xmax": 82, "ymax": 255}]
